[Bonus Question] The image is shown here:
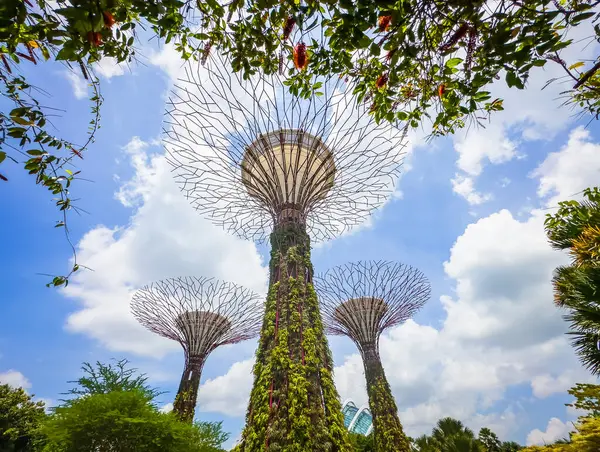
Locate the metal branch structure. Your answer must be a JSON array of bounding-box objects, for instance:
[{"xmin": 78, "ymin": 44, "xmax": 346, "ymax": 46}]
[
  {"xmin": 131, "ymin": 276, "xmax": 263, "ymax": 423},
  {"xmin": 315, "ymin": 261, "xmax": 431, "ymax": 452},
  {"xmin": 163, "ymin": 52, "xmax": 407, "ymax": 452},
  {"xmin": 164, "ymin": 53, "xmax": 406, "ymax": 243}
]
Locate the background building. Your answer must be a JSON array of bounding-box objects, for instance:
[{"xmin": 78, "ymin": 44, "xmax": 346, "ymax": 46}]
[{"xmin": 342, "ymin": 400, "xmax": 373, "ymax": 435}]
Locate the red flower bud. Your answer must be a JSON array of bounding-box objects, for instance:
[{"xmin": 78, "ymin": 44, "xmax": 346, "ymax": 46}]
[
  {"xmin": 293, "ymin": 43, "xmax": 308, "ymax": 70},
  {"xmin": 102, "ymin": 11, "xmax": 115, "ymax": 28},
  {"xmin": 87, "ymin": 31, "xmax": 102, "ymax": 47},
  {"xmin": 378, "ymin": 16, "xmax": 392, "ymax": 32},
  {"xmin": 283, "ymin": 16, "xmax": 296, "ymax": 41},
  {"xmin": 376, "ymin": 73, "xmax": 388, "ymax": 88}
]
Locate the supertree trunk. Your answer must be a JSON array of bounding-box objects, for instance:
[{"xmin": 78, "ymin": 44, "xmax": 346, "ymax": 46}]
[
  {"xmin": 362, "ymin": 346, "xmax": 410, "ymax": 452},
  {"xmin": 239, "ymin": 222, "xmax": 350, "ymax": 452},
  {"xmin": 173, "ymin": 356, "xmax": 204, "ymax": 423}
]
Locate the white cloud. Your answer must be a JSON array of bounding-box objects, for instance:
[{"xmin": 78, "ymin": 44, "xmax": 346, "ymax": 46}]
[
  {"xmin": 532, "ymin": 126, "xmax": 600, "ymax": 207},
  {"xmin": 64, "ymin": 70, "xmax": 88, "ymax": 100},
  {"xmin": 454, "ymin": 122, "xmax": 518, "ymax": 177},
  {"xmin": 526, "ymin": 418, "xmax": 574, "ymax": 446},
  {"xmin": 451, "ymin": 173, "xmax": 492, "ymax": 205},
  {"xmin": 0, "ymin": 370, "xmax": 31, "ymax": 389},
  {"xmin": 62, "ymin": 137, "xmax": 267, "ymax": 357},
  {"xmin": 94, "ymin": 57, "xmax": 126, "ymax": 79},
  {"xmin": 160, "ymin": 402, "xmax": 174, "ymax": 413},
  {"xmin": 531, "ymin": 370, "xmax": 595, "ymax": 399},
  {"xmin": 148, "ymin": 43, "xmax": 183, "ymax": 81},
  {"xmin": 197, "ymin": 358, "xmax": 254, "ymax": 416}
]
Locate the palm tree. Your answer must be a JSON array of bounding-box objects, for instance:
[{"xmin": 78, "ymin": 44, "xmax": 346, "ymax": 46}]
[
  {"xmin": 545, "ymin": 187, "xmax": 600, "ymax": 375},
  {"xmin": 413, "ymin": 434, "xmax": 437, "ymax": 452},
  {"xmin": 424, "ymin": 418, "xmax": 483, "ymax": 452}
]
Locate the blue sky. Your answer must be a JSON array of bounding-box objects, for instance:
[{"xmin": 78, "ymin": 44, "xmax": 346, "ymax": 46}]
[{"xmin": 2, "ymin": 34, "xmax": 600, "ymax": 450}]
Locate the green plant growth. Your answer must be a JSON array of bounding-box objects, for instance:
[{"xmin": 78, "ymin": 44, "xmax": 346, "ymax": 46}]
[
  {"xmin": 412, "ymin": 418, "xmax": 523, "ymax": 451},
  {"xmin": 0, "ymin": 384, "xmax": 46, "ymax": 452},
  {"xmin": 63, "ymin": 359, "xmax": 162, "ymax": 402},
  {"xmin": 362, "ymin": 350, "xmax": 410, "ymax": 451},
  {"xmin": 172, "ymin": 361, "xmax": 203, "ymax": 423},
  {"xmin": 545, "ymin": 187, "xmax": 600, "ymax": 375},
  {"xmin": 40, "ymin": 389, "xmax": 228, "ymax": 452},
  {"xmin": 348, "ymin": 432, "xmax": 374, "ymax": 452},
  {"xmin": 238, "ymin": 222, "xmax": 350, "ymax": 451}
]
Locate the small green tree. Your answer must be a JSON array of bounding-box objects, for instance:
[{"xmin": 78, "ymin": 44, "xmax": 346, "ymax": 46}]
[
  {"xmin": 40, "ymin": 389, "xmax": 227, "ymax": 452},
  {"xmin": 0, "ymin": 383, "xmax": 46, "ymax": 452},
  {"xmin": 412, "ymin": 423, "xmax": 522, "ymax": 452},
  {"xmin": 63, "ymin": 359, "xmax": 162, "ymax": 402},
  {"xmin": 430, "ymin": 417, "xmax": 483, "ymax": 452},
  {"xmin": 500, "ymin": 441, "xmax": 523, "ymax": 452},
  {"xmin": 479, "ymin": 428, "xmax": 501, "ymax": 452},
  {"xmin": 348, "ymin": 432, "xmax": 374, "ymax": 452}
]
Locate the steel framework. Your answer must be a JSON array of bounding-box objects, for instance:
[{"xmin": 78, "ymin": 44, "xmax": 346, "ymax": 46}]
[
  {"xmin": 315, "ymin": 260, "xmax": 430, "ymax": 452},
  {"xmin": 164, "ymin": 52, "xmax": 406, "ymax": 243},
  {"xmin": 130, "ymin": 276, "xmax": 263, "ymax": 422},
  {"xmin": 316, "ymin": 260, "xmax": 430, "ymax": 354}
]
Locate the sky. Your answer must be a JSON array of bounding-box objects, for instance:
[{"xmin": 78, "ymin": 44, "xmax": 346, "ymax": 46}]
[{"xmin": 2, "ymin": 30, "xmax": 600, "ymax": 450}]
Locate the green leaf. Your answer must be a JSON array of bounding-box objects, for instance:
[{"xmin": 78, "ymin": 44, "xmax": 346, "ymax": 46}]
[
  {"xmin": 445, "ymin": 58, "xmax": 462, "ymax": 68},
  {"xmin": 571, "ymin": 12, "xmax": 596, "ymax": 24},
  {"xmin": 26, "ymin": 150, "xmax": 44, "ymax": 156},
  {"xmin": 0, "ymin": 152, "xmax": 5, "ymax": 165},
  {"xmin": 569, "ymin": 61, "xmax": 585, "ymax": 70},
  {"xmin": 12, "ymin": 116, "xmax": 33, "ymax": 126}
]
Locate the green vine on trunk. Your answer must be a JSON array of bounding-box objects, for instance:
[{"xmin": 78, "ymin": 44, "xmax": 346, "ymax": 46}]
[
  {"xmin": 173, "ymin": 362, "xmax": 203, "ymax": 424},
  {"xmin": 239, "ymin": 223, "xmax": 351, "ymax": 452},
  {"xmin": 363, "ymin": 353, "xmax": 410, "ymax": 452}
]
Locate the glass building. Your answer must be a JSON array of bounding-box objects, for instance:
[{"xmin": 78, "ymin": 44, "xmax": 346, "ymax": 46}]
[{"xmin": 341, "ymin": 400, "xmax": 373, "ymax": 435}]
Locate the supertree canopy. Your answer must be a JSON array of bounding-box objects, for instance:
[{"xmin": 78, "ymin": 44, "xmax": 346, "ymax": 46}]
[
  {"xmin": 164, "ymin": 53, "xmax": 406, "ymax": 243},
  {"xmin": 164, "ymin": 52, "xmax": 407, "ymax": 451},
  {"xmin": 131, "ymin": 276, "xmax": 263, "ymax": 423},
  {"xmin": 315, "ymin": 261, "xmax": 431, "ymax": 452}
]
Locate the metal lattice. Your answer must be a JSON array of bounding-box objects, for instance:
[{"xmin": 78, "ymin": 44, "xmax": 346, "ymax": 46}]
[
  {"xmin": 315, "ymin": 261, "xmax": 430, "ymax": 348},
  {"xmin": 164, "ymin": 52, "xmax": 407, "ymax": 242},
  {"xmin": 131, "ymin": 276, "xmax": 264, "ymax": 362}
]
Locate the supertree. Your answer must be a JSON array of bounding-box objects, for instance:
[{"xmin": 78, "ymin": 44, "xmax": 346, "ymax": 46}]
[
  {"xmin": 164, "ymin": 50, "xmax": 406, "ymax": 451},
  {"xmin": 130, "ymin": 276, "xmax": 263, "ymax": 423},
  {"xmin": 315, "ymin": 261, "xmax": 431, "ymax": 452}
]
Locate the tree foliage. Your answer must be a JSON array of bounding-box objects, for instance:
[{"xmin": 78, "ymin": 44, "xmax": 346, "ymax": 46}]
[
  {"xmin": 0, "ymin": 384, "xmax": 46, "ymax": 452},
  {"xmin": 411, "ymin": 418, "xmax": 523, "ymax": 452},
  {"xmin": 38, "ymin": 360, "xmax": 229, "ymax": 452},
  {"xmin": 348, "ymin": 432, "xmax": 374, "ymax": 452},
  {"xmin": 545, "ymin": 187, "xmax": 600, "ymax": 375},
  {"xmin": 39, "ymin": 389, "xmax": 227, "ymax": 452},
  {"xmin": 63, "ymin": 359, "xmax": 162, "ymax": 402}
]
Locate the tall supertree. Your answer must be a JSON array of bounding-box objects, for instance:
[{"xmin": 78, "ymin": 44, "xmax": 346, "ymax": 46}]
[
  {"xmin": 164, "ymin": 50, "xmax": 406, "ymax": 451},
  {"xmin": 315, "ymin": 261, "xmax": 431, "ymax": 452},
  {"xmin": 130, "ymin": 276, "xmax": 263, "ymax": 423}
]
